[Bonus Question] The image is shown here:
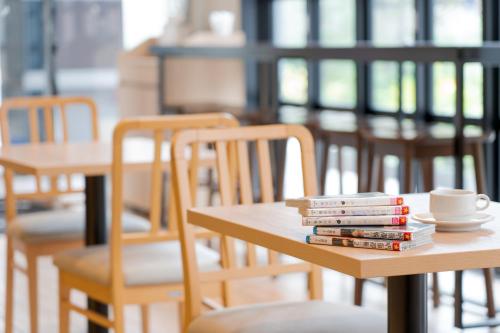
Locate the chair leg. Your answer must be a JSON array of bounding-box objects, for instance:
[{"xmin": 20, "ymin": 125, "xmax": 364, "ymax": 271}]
[
  {"xmin": 178, "ymin": 301, "xmax": 185, "ymax": 333},
  {"xmin": 140, "ymin": 304, "xmax": 149, "ymax": 333},
  {"xmin": 354, "ymin": 278, "xmax": 364, "ymax": 306},
  {"xmin": 432, "ymin": 272, "xmax": 440, "ymax": 308},
  {"xmin": 5, "ymin": 239, "xmax": 15, "ymax": 333},
  {"xmin": 483, "ymin": 268, "xmax": 496, "ymax": 318},
  {"xmin": 58, "ymin": 276, "xmax": 70, "ymax": 333},
  {"xmin": 113, "ymin": 302, "xmax": 125, "ymax": 333},
  {"xmin": 27, "ymin": 254, "xmax": 38, "ymax": 333},
  {"xmin": 308, "ymin": 265, "xmax": 323, "ymax": 300}
]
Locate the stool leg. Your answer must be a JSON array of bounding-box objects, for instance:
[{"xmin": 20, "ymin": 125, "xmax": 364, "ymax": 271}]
[
  {"xmin": 403, "ymin": 146, "xmax": 414, "ymax": 193},
  {"xmin": 376, "ymin": 155, "xmax": 384, "ymax": 192},
  {"xmin": 356, "ymin": 138, "xmax": 364, "ymax": 193},
  {"xmin": 320, "ymin": 138, "xmax": 330, "ymax": 195},
  {"xmin": 365, "ymin": 144, "xmax": 375, "ymax": 193},
  {"xmin": 483, "ymin": 268, "xmax": 496, "ymax": 318},
  {"xmin": 473, "ymin": 142, "xmax": 487, "ymax": 193},
  {"xmin": 473, "ymin": 143, "xmax": 496, "ymax": 317},
  {"xmin": 338, "ymin": 146, "xmax": 344, "ymax": 194},
  {"xmin": 421, "ymin": 158, "xmax": 434, "ymax": 192}
]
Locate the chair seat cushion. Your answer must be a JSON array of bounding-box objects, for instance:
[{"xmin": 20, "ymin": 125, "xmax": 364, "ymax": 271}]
[
  {"xmin": 188, "ymin": 300, "xmax": 386, "ymax": 333},
  {"xmin": 7, "ymin": 209, "xmax": 150, "ymax": 244},
  {"xmin": 53, "ymin": 241, "xmax": 220, "ymax": 286}
]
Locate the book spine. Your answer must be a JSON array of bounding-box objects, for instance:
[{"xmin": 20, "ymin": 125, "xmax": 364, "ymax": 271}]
[
  {"xmin": 301, "ymin": 205, "xmax": 410, "ymax": 217},
  {"xmin": 310, "ymin": 196, "xmax": 404, "ymax": 208},
  {"xmin": 306, "ymin": 235, "xmax": 403, "ymax": 251},
  {"xmin": 304, "ymin": 215, "xmax": 407, "ymax": 226},
  {"xmin": 313, "ymin": 226, "xmax": 412, "ymax": 240}
]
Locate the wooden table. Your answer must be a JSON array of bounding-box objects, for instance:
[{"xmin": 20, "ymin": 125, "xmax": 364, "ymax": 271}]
[
  {"xmin": 188, "ymin": 193, "xmax": 500, "ymax": 333},
  {"xmin": 0, "ymin": 139, "xmax": 213, "ymax": 333}
]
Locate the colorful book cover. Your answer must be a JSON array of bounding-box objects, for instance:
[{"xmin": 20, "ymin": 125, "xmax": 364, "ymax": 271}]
[
  {"xmin": 306, "ymin": 234, "xmax": 432, "ymax": 252},
  {"xmin": 313, "ymin": 222, "xmax": 435, "ymax": 241},
  {"xmin": 303, "ymin": 215, "xmax": 407, "ymax": 226},
  {"xmin": 299, "ymin": 205, "xmax": 410, "ymax": 217},
  {"xmin": 286, "ymin": 192, "xmax": 403, "ymax": 209}
]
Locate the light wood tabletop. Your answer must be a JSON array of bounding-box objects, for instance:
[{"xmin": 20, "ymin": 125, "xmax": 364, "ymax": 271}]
[
  {"xmin": 188, "ymin": 193, "xmax": 500, "ymax": 279},
  {"xmin": 0, "ymin": 137, "xmax": 214, "ymax": 176}
]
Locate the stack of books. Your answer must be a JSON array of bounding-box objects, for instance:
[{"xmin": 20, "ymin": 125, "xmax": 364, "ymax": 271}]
[{"xmin": 286, "ymin": 193, "xmax": 435, "ymax": 252}]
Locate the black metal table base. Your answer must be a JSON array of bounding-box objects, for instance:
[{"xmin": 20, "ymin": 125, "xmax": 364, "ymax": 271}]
[
  {"xmin": 85, "ymin": 176, "xmax": 108, "ymax": 333},
  {"xmin": 388, "ymin": 274, "xmax": 428, "ymax": 333}
]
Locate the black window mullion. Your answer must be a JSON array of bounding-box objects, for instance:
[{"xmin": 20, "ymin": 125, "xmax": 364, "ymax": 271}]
[
  {"xmin": 415, "ymin": 0, "xmax": 433, "ymax": 121},
  {"xmin": 307, "ymin": 0, "xmax": 320, "ymax": 110},
  {"xmin": 482, "ymin": 0, "xmax": 500, "ymax": 199},
  {"xmin": 356, "ymin": 0, "xmax": 372, "ymax": 116}
]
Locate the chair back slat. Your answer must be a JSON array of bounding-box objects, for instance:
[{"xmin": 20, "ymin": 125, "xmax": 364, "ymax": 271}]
[
  {"xmin": 0, "ymin": 96, "xmax": 100, "ymax": 198},
  {"xmin": 60, "ymin": 103, "xmax": 69, "ymax": 141},
  {"xmin": 236, "ymin": 140, "xmax": 253, "ymax": 204},
  {"xmin": 172, "ymin": 124, "xmax": 320, "ymax": 323},
  {"xmin": 235, "ymin": 140, "xmax": 258, "ymax": 266},
  {"xmin": 256, "ymin": 139, "xmax": 274, "ymax": 203},
  {"xmin": 215, "ymin": 141, "xmax": 234, "ymax": 206},
  {"xmin": 43, "ymin": 106, "xmax": 55, "ymax": 142},
  {"xmin": 149, "ymin": 130, "xmax": 165, "ymax": 234},
  {"xmin": 28, "ymin": 107, "xmax": 40, "ymax": 143},
  {"xmin": 188, "ymin": 142, "xmax": 200, "ymax": 205}
]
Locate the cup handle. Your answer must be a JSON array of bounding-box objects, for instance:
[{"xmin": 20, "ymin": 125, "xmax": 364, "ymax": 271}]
[{"xmin": 476, "ymin": 194, "xmax": 490, "ymax": 211}]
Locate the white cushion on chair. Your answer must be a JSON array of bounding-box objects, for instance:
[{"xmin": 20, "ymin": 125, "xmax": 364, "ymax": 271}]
[
  {"xmin": 188, "ymin": 300, "xmax": 386, "ymax": 333},
  {"xmin": 7, "ymin": 209, "xmax": 150, "ymax": 244},
  {"xmin": 53, "ymin": 241, "xmax": 220, "ymax": 286}
]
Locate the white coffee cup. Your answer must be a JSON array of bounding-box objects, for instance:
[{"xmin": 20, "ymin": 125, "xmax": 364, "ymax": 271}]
[{"xmin": 430, "ymin": 188, "xmax": 490, "ymax": 222}]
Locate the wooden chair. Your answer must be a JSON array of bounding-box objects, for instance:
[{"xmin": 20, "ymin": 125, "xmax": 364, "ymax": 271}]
[
  {"xmin": 1, "ymin": 96, "xmax": 151, "ymax": 333},
  {"xmin": 54, "ymin": 113, "xmax": 239, "ymax": 333},
  {"xmin": 171, "ymin": 124, "xmax": 386, "ymax": 333}
]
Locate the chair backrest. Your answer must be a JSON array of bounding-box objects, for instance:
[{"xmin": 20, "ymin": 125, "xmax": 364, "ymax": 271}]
[
  {"xmin": 0, "ymin": 96, "xmax": 99, "ymax": 199},
  {"xmin": 171, "ymin": 124, "xmax": 319, "ymax": 324},
  {"xmin": 109, "ymin": 113, "xmax": 239, "ymax": 291}
]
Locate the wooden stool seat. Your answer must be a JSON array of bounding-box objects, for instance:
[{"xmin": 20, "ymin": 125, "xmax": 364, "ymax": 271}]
[{"xmin": 359, "ymin": 118, "xmax": 493, "ymax": 193}]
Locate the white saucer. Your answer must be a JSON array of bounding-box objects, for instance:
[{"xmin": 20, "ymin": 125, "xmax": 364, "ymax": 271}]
[{"xmin": 411, "ymin": 212, "xmax": 494, "ymax": 232}]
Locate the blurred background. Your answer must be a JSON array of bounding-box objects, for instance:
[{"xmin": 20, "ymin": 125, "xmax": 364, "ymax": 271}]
[{"xmin": 0, "ymin": 0, "xmax": 495, "ymax": 197}]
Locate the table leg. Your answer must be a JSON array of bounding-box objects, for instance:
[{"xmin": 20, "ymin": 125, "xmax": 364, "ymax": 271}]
[
  {"xmin": 388, "ymin": 274, "xmax": 427, "ymax": 333},
  {"xmin": 85, "ymin": 176, "xmax": 108, "ymax": 333}
]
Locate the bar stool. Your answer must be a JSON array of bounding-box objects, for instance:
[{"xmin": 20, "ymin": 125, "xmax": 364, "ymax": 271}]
[
  {"xmin": 313, "ymin": 110, "xmax": 360, "ymax": 195},
  {"xmin": 357, "ymin": 116, "xmax": 496, "ymax": 315}
]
